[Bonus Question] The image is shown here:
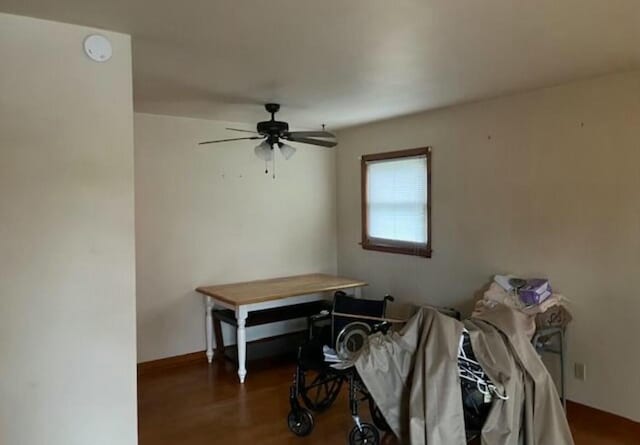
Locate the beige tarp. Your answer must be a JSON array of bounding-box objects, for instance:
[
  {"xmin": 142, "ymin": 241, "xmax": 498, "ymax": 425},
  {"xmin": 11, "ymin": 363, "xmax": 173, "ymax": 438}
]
[{"xmin": 355, "ymin": 305, "xmax": 574, "ymax": 445}]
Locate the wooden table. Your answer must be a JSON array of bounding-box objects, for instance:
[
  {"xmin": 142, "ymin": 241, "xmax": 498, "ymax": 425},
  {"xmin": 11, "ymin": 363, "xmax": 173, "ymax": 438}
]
[{"xmin": 196, "ymin": 273, "xmax": 367, "ymax": 383}]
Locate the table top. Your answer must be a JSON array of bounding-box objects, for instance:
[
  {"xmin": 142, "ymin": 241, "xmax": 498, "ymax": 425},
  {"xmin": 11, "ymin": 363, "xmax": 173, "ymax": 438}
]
[{"xmin": 196, "ymin": 273, "xmax": 367, "ymax": 307}]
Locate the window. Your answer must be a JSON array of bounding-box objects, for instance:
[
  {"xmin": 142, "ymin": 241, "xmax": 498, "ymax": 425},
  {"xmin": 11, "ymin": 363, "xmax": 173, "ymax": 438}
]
[{"xmin": 361, "ymin": 147, "xmax": 431, "ymax": 257}]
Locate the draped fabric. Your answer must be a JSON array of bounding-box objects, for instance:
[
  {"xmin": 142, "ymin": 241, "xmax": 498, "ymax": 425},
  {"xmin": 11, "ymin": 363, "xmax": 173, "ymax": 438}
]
[{"xmin": 355, "ymin": 306, "xmax": 574, "ymax": 445}]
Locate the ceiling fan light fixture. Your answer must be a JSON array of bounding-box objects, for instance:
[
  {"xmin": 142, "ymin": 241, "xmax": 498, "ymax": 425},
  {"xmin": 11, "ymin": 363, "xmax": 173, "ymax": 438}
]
[
  {"xmin": 278, "ymin": 142, "xmax": 296, "ymax": 160},
  {"xmin": 199, "ymin": 105, "xmax": 338, "ymax": 175},
  {"xmin": 254, "ymin": 140, "xmax": 273, "ymax": 161}
]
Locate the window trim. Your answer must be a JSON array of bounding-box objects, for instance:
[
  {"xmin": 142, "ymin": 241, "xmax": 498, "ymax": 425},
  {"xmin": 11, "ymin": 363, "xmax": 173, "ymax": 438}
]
[{"xmin": 360, "ymin": 146, "xmax": 432, "ymax": 258}]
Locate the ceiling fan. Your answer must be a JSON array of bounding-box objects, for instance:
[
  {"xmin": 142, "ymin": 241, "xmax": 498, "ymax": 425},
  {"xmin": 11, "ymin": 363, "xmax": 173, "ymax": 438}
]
[{"xmin": 198, "ymin": 103, "xmax": 337, "ymax": 163}]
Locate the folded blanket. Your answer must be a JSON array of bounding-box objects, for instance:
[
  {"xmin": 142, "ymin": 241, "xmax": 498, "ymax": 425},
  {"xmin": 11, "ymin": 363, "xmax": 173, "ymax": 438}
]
[{"xmin": 475, "ymin": 282, "xmax": 573, "ymax": 337}]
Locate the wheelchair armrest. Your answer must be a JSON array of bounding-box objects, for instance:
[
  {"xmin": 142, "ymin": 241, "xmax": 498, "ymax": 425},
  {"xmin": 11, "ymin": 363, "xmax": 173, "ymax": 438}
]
[
  {"xmin": 309, "ymin": 310, "xmax": 331, "ymax": 324},
  {"xmin": 307, "ymin": 310, "xmax": 331, "ymax": 339}
]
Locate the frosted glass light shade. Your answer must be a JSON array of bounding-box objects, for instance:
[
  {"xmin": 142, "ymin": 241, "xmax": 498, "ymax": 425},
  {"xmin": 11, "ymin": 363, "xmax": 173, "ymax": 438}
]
[
  {"xmin": 278, "ymin": 142, "xmax": 296, "ymax": 160},
  {"xmin": 254, "ymin": 141, "xmax": 273, "ymax": 161}
]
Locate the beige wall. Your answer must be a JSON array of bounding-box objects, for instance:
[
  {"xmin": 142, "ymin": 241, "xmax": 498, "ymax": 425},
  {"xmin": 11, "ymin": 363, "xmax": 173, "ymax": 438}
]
[
  {"xmin": 337, "ymin": 71, "xmax": 640, "ymax": 421},
  {"xmin": 0, "ymin": 14, "xmax": 137, "ymax": 445},
  {"xmin": 135, "ymin": 113, "xmax": 337, "ymax": 363}
]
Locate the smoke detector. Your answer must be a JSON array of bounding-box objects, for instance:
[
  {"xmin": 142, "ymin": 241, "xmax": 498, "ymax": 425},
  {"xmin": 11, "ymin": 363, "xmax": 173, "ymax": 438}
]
[{"xmin": 83, "ymin": 34, "xmax": 112, "ymax": 62}]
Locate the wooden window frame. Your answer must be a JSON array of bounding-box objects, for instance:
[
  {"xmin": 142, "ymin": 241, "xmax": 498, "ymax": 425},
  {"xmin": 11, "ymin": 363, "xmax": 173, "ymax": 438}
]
[{"xmin": 361, "ymin": 146, "xmax": 432, "ymax": 258}]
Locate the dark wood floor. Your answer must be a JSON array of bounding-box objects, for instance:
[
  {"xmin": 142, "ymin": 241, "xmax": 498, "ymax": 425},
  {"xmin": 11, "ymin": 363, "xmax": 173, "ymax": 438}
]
[{"xmin": 138, "ymin": 357, "xmax": 639, "ymax": 445}]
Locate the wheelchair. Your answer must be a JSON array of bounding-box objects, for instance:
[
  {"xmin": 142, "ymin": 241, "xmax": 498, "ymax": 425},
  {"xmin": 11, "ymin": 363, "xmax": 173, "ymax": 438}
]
[
  {"xmin": 287, "ymin": 291, "xmax": 394, "ymax": 445},
  {"xmin": 286, "ymin": 295, "xmax": 495, "ymax": 444}
]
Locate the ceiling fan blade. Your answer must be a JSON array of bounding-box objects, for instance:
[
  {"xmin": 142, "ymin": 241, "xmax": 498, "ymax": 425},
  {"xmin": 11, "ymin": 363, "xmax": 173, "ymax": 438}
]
[
  {"xmin": 226, "ymin": 127, "xmax": 259, "ymax": 134},
  {"xmin": 284, "ymin": 136, "xmax": 338, "ymax": 148},
  {"xmin": 198, "ymin": 136, "xmax": 263, "ymax": 145},
  {"xmin": 285, "ymin": 131, "xmax": 336, "ymax": 139}
]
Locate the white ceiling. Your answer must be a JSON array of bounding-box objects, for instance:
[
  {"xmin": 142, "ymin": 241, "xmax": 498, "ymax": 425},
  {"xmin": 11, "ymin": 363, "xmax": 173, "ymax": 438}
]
[{"xmin": 1, "ymin": 0, "xmax": 639, "ymax": 129}]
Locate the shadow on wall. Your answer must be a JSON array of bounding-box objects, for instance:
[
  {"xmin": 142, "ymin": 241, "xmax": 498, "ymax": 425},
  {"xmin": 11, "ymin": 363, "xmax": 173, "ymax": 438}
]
[
  {"xmin": 384, "ymin": 280, "xmax": 492, "ymax": 321},
  {"xmin": 136, "ymin": 290, "xmax": 205, "ymax": 362}
]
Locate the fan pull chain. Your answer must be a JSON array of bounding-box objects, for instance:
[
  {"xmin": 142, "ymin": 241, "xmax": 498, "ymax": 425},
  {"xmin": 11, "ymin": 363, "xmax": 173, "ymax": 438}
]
[{"xmin": 272, "ymin": 150, "xmax": 276, "ymax": 179}]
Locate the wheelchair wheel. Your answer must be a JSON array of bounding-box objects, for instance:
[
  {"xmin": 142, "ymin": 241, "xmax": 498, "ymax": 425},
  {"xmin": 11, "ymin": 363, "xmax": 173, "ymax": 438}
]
[
  {"xmin": 368, "ymin": 399, "xmax": 391, "ymax": 432},
  {"xmin": 300, "ymin": 371, "xmax": 343, "ymax": 412},
  {"xmin": 287, "ymin": 408, "xmax": 314, "ymax": 437},
  {"xmin": 349, "ymin": 423, "xmax": 379, "ymax": 445}
]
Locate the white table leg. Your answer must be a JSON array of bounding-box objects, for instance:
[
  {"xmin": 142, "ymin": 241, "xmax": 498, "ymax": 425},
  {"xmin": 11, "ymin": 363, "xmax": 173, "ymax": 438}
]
[
  {"xmin": 205, "ymin": 296, "xmax": 215, "ymax": 363},
  {"xmin": 236, "ymin": 306, "xmax": 248, "ymax": 383}
]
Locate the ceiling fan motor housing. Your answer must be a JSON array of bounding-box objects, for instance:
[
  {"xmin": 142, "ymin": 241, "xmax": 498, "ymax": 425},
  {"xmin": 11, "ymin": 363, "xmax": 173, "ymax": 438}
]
[
  {"xmin": 257, "ymin": 120, "xmax": 289, "ymax": 137},
  {"xmin": 258, "ymin": 103, "xmax": 288, "ymax": 139},
  {"xmin": 199, "ymin": 102, "xmax": 337, "ymax": 149}
]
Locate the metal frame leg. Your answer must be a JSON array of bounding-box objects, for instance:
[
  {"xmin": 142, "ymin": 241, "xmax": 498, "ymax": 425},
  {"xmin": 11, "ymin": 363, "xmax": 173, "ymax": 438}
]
[
  {"xmin": 560, "ymin": 328, "xmax": 566, "ymax": 411},
  {"xmin": 533, "ymin": 327, "xmax": 567, "ymax": 412},
  {"xmin": 349, "ymin": 373, "xmax": 363, "ymax": 431}
]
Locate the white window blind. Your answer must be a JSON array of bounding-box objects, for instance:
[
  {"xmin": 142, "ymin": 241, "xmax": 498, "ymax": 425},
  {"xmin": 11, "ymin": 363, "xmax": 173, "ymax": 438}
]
[{"xmin": 366, "ymin": 155, "xmax": 428, "ymax": 244}]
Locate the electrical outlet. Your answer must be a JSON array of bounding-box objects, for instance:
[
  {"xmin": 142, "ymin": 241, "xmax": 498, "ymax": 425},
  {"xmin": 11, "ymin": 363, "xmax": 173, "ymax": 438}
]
[{"xmin": 574, "ymin": 363, "xmax": 586, "ymax": 381}]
